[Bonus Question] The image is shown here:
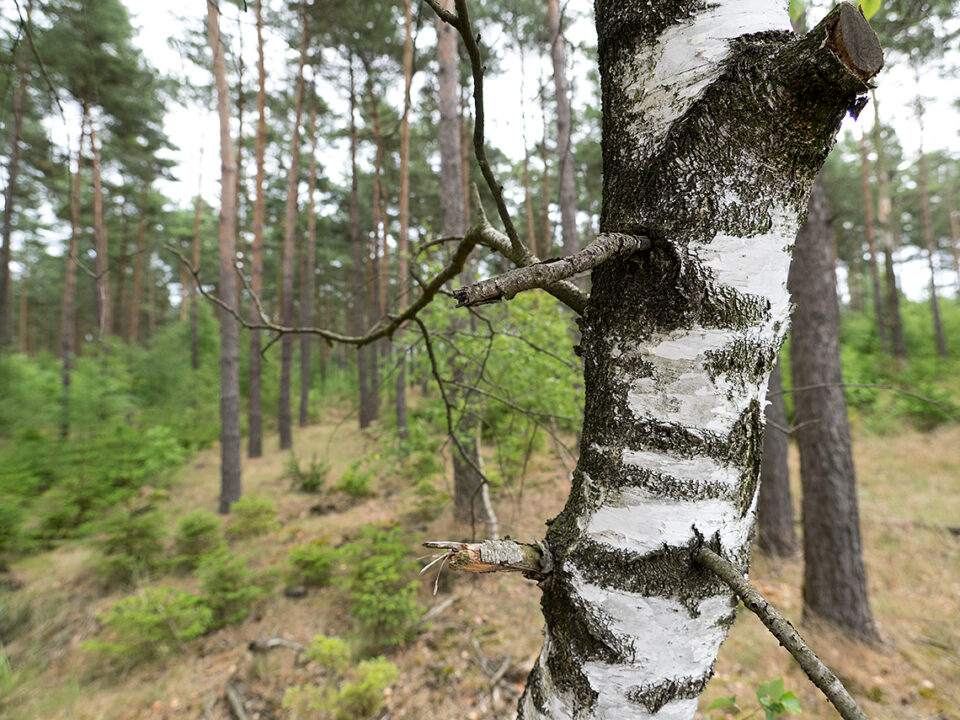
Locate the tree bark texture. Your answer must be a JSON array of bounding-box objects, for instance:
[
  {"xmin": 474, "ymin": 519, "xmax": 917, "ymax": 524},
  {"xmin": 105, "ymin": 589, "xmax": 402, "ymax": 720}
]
[
  {"xmin": 299, "ymin": 106, "xmax": 318, "ymax": 428},
  {"xmin": 858, "ymin": 131, "xmax": 888, "ymax": 350},
  {"xmin": 128, "ymin": 187, "xmax": 148, "ymax": 345},
  {"xmin": 280, "ymin": 17, "xmax": 309, "ymax": 449},
  {"xmin": 916, "ymin": 135, "xmax": 949, "ymax": 357},
  {"xmin": 519, "ymin": 4, "xmax": 881, "ymax": 717},
  {"xmin": 0, "ymin": 23, "xmax": 28, "ymax": 352},
  {"xmin": 88, "ymin": 113, "xmax": 111, "ymax": 341},
  {"xmin": 191, "ymin": 191, "xmax": 203, "ymax": 371},
  {"xmin": 870, "ymin": 98, "xmax": 908, "ymax": 363},
  {"xmin": 207, "ymin": 0, "xmax": 243, "ymax": 514},
  {"xmin": 395, "ymin": 0, "xmax": 414, "ymax": 442},
  {"xmin": 248, "ymin": 0, "xmax": 268, "ymax": 459},
  {"xmin": 546, "ymin": 0, "xmax": 579, "ymax": 261},
  {"xmin": 756, "ymin": 362, "xmax": 796, "ymax": 557},
  {"xmin": 790, "ymin": 178, "xmax": 878, "ymax": 641},
  {"xmin": 60, "ymin": 116, "xmax": 85, "ymax": 439},
  {"xmin": 348, "ymin": 59, "xmax": 373, "ymax": 430}
]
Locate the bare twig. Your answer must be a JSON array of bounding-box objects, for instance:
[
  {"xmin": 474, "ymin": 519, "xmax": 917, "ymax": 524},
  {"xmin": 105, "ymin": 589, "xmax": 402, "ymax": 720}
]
[
  {"xmin": 454, "ymin": 232, "xmax": 650, "ymax": 307},
  {"xmin": 773, "ymin": 382, "xmax": 957, "ymax": 422},
  {"xmin": 224, "ymin": 679, "xmax": 252, "ymax": 720},
  {"xmin": 164, "ymin": 234, "xmax": 477, "ymax": 348},
  {"xmin": 694, "ymin": 546, "xmax": 869, "ymax": 720},
  {"xmin": 422, "ymin": 539, "xmax": 551, "ymax": 580}
]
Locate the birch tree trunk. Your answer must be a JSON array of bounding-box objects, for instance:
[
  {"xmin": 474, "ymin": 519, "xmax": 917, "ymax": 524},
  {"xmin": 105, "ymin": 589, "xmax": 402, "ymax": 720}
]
[
  {"xmin": 279, "ymin": 16, "xmax": 309, "ymax": 450},
  {"xmin": 248, "ymin": 0, "xmax": 268, "ymax": 459},
  {"xmin": 207, "ymin": 0, "xmax": 242, "ymax": 514},
  {"xmin": 790, "ymin": 178, "xmax": 877, "ymax": 641},
  {"xmin": 546, "ymin": 0, "xmax": 578, "ymax": 261},
  {"xmin": 518, "ymin": 4, "xmax": 880, "ymax": 716}
]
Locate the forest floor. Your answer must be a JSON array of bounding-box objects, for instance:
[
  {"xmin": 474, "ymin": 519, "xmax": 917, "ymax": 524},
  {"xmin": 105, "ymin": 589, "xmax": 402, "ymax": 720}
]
[{"xmin": 2, "ymin": 397, "xmax": 959, "ymax": 720}]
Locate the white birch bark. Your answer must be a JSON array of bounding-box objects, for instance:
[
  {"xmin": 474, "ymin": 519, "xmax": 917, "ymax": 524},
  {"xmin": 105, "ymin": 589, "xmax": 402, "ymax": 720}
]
[{"xmin": 518, "ymin": 2, "xmax": 880, "ymax": 717}]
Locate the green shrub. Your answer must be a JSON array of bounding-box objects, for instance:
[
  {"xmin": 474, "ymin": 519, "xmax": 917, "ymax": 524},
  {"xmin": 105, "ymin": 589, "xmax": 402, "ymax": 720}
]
[
  {"xmin": 335, "ymin": 658, "xmax": 399, "ymax": 719},
  {"xmin": 196, "ymin": 550, "xmax": 272, "ymax": 629},
  {"xmin": 289, "ymin": 540, "xmax": 337, "ymax": 587},
  {"xmin": 282, "ymin": 636, "xmax": 398, "ymax": 720},
  {"xmin": 225, "ymin": 494, "xmax": 278, "ymax": 540},
  {"xmin": 334, "ymin": 462, "xmax": 373, "ymax": 498},
  {"xmin": 0, "ymin": 593, "xmax": 31, "ymax": 644},
  {"xmin": 403, "ymin": 477, "xmax": 447, "ymax": 524},
  {"xmin": 287, "ymin": 453, "xmax": 330, "ymax": 493},
  {"xmin": 0, "ymin": 502, "xmax": 22, "ymax": 567},
  {"xmin": 304, "ymin": 634, "xmax": 351, "ymax": 674},
  {"xmin": 337, "ymin": 526, "xmax": 421, "ymax": 651},
  {"xmin": 173, "ymin": 510, "xmax": 224, "ymax": 570},
  {"xmin": 85, "ymin": 586, "xmax": 211, "ymax": 667},
  {"xmin": 95, "ymin": 508, "xmax": 168, "ymax": 588}
]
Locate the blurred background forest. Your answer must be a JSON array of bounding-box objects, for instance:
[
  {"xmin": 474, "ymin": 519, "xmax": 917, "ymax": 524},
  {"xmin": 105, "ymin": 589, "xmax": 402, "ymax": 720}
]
[{"xmin": 0, "ymin": 0, "xmax": 958, "ymax": 719}]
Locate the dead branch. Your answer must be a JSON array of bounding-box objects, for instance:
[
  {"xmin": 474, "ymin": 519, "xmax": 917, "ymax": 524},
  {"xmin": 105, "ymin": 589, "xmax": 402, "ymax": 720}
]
[
  {"xmin": 693, "ymin": 545, "xmax": 869, "ymax": 720},
  {"xmin": 224, "ymin": 679, "xmax": 252, "ymax": 720},
  {"xmin": 454, "ymin": 232, "xmax": 650, "ymax": 307},
  {"xmin": 423, "ymin": 539, "xmax": 552, "ymax": 580},
  {"xmin": 164, "ymin": 233, "xmax": 476, "ymax": 349}
]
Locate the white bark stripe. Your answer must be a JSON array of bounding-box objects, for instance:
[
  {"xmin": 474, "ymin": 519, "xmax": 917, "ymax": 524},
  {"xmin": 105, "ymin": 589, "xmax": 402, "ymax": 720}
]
[
  {"xmin": 584, "ymin": 489, "xmax": 754, "ymax": 555},
  {"xmin": 621, "ymin": 448, "xmax": 740, "ymax": 492},
  {"xmin": 622, "ymin": 0, "xmax": 791, "ymax": 158}
]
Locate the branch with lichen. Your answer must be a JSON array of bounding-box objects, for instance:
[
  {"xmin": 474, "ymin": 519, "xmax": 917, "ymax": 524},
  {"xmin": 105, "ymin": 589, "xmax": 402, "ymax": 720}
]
[{"xmin": 454, "ymin": 232, "xmax": 651, "ymax": 308}]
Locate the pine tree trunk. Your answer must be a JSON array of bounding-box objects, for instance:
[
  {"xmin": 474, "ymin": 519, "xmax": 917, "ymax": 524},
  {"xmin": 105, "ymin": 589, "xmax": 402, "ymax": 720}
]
[
  {"xmin": 790, "ymin": 178, "xmax": 878, "ymax": 641},
  {"xmin": 191, "ymin": 191, "xmax": 203, "ymax": 370},
  {"xmin": 539, "ymin": 110, "xmax": 552, "ymax": 258},
  {"xmin": 248, "ymin": 0, "xmax": 268, "ymax": 459},
  {"xmin": 114, "ymin": 220, "xmax": 128, "ymax": 338},
  {"xmin": 871, "ymin": 96, "xmax": 908, "ymax": 364},
  {"xmin": 366, "ymin": 84, "xmax": 384, "ymax": 422},
  {"xmin": 947, "ymin": 184, "xmax": 960, "ymax": 302},
  {"xmin": 519, "ymin": 5, "xmax": 881, "ymax": 715},
  {"xmin": 299, "ymin": 106, "xmax": 318, "ymax": 428},
  {"xmin": 128, "ymin": 186, "xmax": 148, "ymax": 344},
  {"xmin": 207, "ymin": 0, "xmax": 242, "ymax": 514},
  {"xmin": 17, "ymin": 262, "xmax": 27, "ymax": 354},
  {"xmin": 0, "ymin": 17, "xmax": 28, "ymax": 352},
  {"xmin": 916, "ymin": 133, "xmax": 949, "ymax": 357},
  {"xmin": 60, "ymin": 114, "xmax": 86, "ymax": 439},
  {"xmin": 348, "ymin": 58, "xmax": 372, "ymax": 430},
  {"xmin": 279, "ymin": 15, "xmax": 309, "ymax": 449},
  {"xmin": 757, "ymin": 363, "xmax": 796, "ymax": 557},
  {"xmin": 88, "ymin": 112, "xmax": 111, "ymax": 341},
  {"xmin": 395, "ymin": 0, "xmax": 414, "ymax": 442},
  {"xmin": 546, "ymin": 0, "xmax": 578, "ymax": 261},
  {"xmin": 858, "ymin": 131, "xmax": 887, "ymax": 350}
]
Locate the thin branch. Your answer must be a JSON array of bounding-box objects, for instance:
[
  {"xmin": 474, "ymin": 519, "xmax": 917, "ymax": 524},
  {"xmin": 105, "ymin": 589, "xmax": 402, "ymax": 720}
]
[
  {"xmin": 468, "ymin": 185, "xmax": 588, "ymax": 314},
  {"xmin": 422, "ymin": 539, "xmax": 551, "ymax": 580},
  {"xmin": 413, "ymin": 315, "xmax": 498, "ymax": 539},
  {"xmin": 773, "ymin": 382, "xmax": 957, "ymax": 422},
  {"xmin": 423, "ymin": 0, "xmax": 457, "ymax": 25},
  {"xmin": 693, "ymin": 546, "xmax": 869, "ymax": 720},
  {"xmin": 164, "ymin": 234, "xmax": 477, "ymax": 348},
  {"xmin": 455, "ymin": 232, "xmax": 650, "ymax": 307}
]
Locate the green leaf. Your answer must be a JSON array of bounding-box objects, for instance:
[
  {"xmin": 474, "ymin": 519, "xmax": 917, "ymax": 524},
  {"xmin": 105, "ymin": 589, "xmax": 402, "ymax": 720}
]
[
  {"xmin": 789, "ymin": 0, "xmax": 805, "ymax": 22},
  {"xmin": 706, "ymin": 696, "xmax": 738, "ymax": 711},
  {"xmin": 780, "ymin": 691, "xmax": 802, "ymax": 714},
  {"xmin": 859, "ymin": 0, "xmax": 882, "ymax": 20},
  {"xmin": 757, "ymin": 678, "xmax": 786, "ymax": 704}
]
